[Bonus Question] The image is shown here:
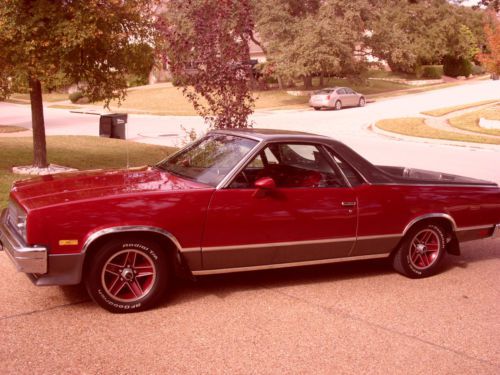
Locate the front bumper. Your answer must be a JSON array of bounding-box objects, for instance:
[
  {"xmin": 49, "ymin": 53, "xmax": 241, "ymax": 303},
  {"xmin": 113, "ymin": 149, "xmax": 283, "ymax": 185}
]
[{"xmin": 0, "ymin": 208, "xmax": 47, "ymax": 274}]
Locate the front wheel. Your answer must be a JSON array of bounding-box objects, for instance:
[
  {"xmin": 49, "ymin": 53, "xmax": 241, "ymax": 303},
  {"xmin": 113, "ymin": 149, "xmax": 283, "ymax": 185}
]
[
  {"xmin": 85, "ymin": 238, "xmax": 170, "ymax": 313},
  {"xmin": 392, "ymin": 223, "xmax": 446, "ymax": 278},
  {"xmin": 313, "ymin": 107, "xmax": 321, "ymax": 111}
]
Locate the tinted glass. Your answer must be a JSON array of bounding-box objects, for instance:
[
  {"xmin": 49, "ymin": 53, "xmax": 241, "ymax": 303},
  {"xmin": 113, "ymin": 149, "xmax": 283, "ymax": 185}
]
[
  {"xmin": 158, "ymin": 134, "xmax": 257, "ymax": 186},
  {"xmin": 230, "ymin": 143, "xmax": 345, "ymax": 189},
  {"xmin": 326, "ymin": 148, "xmax": 364, "ymax": 186}
]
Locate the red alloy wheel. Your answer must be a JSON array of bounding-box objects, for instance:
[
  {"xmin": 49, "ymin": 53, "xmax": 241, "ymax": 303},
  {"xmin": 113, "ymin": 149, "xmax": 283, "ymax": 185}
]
[
  {"xmin": 409, "ymin": 229, "xmax": 442, "ymax": 270},
  {"xmin": 101, "ymin": 249, "xmax": 157, "ymax": 303}
]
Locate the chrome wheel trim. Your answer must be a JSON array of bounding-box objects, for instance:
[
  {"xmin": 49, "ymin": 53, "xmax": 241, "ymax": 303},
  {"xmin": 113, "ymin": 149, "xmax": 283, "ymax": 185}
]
[
  {"xmin": 101, "ymin": 249, "xmax": 157, "ymax": 303},
  {"xmin": 359, "ymin": 98, "xmax": 365, "ymax": 106},
  {"xmin": 409, "ymin": 229, "xmax": 441, "ymax": 270},
  {"xmin": 335, "ymin": 101, "xmax": 342, "ymax": 110}
]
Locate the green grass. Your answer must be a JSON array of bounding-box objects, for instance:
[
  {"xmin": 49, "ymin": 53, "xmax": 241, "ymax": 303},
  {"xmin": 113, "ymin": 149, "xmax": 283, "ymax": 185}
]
[
  {"xmin": 9, "ymin": 92, "xmax": 69, "ymax": 103},
  {"xmin": 102, "ymin": 79, "xmax": 410, "ymax": 115},
  {"xmin": 0, "ymin": 136, "xmax": 176, "ymax": 208},
  {"xmin": 421, "ymin": 100, "xmax": 499, "ymax": 117},
  {"xmin": 376, "ymin": 117, "xmax": 500, "ymax": 145},
  {"xmin": 448, "ymin": 106, "xmax": 500, "ymax": 137},
  {"xmin": 48, "ymin": 104, "xmax": 82, "ymax": 110},
  {"xmin": 0, "ymin": 125, "xmax": 28, "ymax": 133}
]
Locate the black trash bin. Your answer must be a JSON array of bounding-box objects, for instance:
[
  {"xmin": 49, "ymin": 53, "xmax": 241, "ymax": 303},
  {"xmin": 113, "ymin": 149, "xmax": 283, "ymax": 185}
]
[{"xmin": 99, "ymin": 113, "xmax": 128, "ymax": 139}]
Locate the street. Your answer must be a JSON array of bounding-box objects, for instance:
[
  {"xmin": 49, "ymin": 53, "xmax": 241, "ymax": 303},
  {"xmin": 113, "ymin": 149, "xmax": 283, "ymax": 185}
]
[{"xmin": 0, "ymin": 80, "xmax": 499, "ymax": 374}]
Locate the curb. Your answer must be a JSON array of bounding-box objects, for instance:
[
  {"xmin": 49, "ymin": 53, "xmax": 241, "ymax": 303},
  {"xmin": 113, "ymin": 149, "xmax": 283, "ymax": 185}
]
[{"xmin": 368, "ymin": 122, "xmax": 500, "ymax": 151}]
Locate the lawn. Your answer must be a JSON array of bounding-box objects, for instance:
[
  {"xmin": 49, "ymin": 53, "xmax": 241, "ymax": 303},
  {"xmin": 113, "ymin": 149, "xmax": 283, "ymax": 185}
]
[
  {"xmin": 376, "ymin": 117, "xmax": 500, "ymax": 145},
  {"xmin": 0, "ymin": 136, "xmax": 175, "ymax": 208},
  {"xmin": 103, "ymin": 79, "xmax": 410, "ymax": 115},
  {"xmin": 0, "ymin": 125, "xmax": 28, "ymax": 133},
  {"xmin": 448, "ymin": 106, "xmax": 500, "ymax": 137},
  {"xmin": 421, "ymin": 100, "xmax": 499, "ymax": 117},
  {"xmin": 9, "ymin": 92, "xmax": 69, "ymax": 103}
]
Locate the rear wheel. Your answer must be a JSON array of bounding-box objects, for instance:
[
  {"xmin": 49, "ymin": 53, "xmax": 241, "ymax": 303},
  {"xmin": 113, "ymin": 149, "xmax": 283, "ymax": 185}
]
[
  {"xmin": 392, "ymin": 223, "xmax": 446, "ymax": 278},
  {"xmin": 358, "ymin": 97, "xmax": 366, "ymax": 107},
  {"xmin": 313, "ymin": 107, "xmax": 321, "ymax": 111},
  {"xmin": 85, "ymin": 237, "xmax": 170, "ymax": 313},
  {"xmin": 334, "ymin": 101, "xmax": 342, "ymax": 110}
]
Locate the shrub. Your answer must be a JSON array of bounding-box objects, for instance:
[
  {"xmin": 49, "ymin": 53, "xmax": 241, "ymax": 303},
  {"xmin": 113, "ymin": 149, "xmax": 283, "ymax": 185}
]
[
  {"xmin": 415, "ymin": 65, "xmax": 443, "ymax": 79},
  {"xmin": 68, "ymin": 91, "xmax": 84, "ymax": 103},
  {"xmin": 471, "ymin": 63, "xmax": 485, "ymax": 75},
  {"xmin": 443, "ymin": 56, "xmax": 472, "ymax": 77}
]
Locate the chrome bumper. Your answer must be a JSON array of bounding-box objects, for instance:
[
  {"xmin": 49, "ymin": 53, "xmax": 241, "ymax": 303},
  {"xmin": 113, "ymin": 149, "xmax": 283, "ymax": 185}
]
[{"xmin": 0, "ymin": 208, "xmax": 47, "ymax": 274}]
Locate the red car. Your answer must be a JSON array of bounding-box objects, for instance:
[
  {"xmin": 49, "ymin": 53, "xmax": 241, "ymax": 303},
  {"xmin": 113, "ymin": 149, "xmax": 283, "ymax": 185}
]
[{"xmin": 1, "ymin": 129, "xmax": 499, "ymax": 313}]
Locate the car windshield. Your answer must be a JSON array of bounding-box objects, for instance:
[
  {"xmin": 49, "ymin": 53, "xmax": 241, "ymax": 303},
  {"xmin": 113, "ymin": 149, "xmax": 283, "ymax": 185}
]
[{"xmin": 157, "ymin": 134, "xmax": 258, "ymax": 186}]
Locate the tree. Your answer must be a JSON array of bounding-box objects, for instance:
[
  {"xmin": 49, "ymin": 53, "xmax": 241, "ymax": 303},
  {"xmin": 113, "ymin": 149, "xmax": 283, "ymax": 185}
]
[
  {"xmin": 477, "ymin": 15, "xmax": 500, "ymax": 75},
  {"xmin": 368, "ymin": 0, "xmax": 485, "ymax": 74},
  {"xmin": 158, "ymin": 0, "xmax": 255, "ymax": 130},
  {"xmin": 255, "ymin": 0, "xmax": 370, "ymax": 88},
  {"xmin": 0, "ymin": 0, "xmax": 158, "ymax": 168}
]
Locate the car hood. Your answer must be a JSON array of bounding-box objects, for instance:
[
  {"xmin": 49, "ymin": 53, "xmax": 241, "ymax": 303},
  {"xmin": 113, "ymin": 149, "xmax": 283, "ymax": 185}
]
[{"xmin": 11, "ymin": 166, "xmax": 211, "ymax": 211}]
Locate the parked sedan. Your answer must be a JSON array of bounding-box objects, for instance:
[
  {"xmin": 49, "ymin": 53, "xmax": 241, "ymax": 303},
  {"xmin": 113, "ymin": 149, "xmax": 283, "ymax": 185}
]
[
  {"xmin": 309, "ymin": 87, "xmax": 365, "ymax": 110},
  {"xmin": 1, "ymin": 129, "xmax": 499, "ymax": 313}
]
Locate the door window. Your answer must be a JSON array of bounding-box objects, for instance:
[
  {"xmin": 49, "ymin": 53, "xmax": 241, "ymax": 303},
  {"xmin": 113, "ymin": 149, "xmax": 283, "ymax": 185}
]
[{"xmin": 229, "ymin": 143, "xmax": 345, "ymax": 189}]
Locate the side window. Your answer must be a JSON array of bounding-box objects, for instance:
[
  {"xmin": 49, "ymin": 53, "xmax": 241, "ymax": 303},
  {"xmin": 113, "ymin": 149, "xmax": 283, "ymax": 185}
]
[
  {"xmin": 346, "ymin": 88, "xmax": 355, "ymax": 94},
  {"xmin": 337, "ymin": 89, "xmax": 346, "ymax": 95},
  {"xmin": 229, "ymin": 143, "xmax": 346, "ymax": 189},
  {"xmin": 326, "ymin": 148, "xmax": 364, "ymax": 186}
]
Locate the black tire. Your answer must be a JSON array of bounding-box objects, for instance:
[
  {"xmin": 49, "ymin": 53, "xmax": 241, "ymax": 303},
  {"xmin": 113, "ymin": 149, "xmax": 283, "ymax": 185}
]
[
  {"xmin": 358, "ymin": 97, "xmax": 366, "ymax": 107},
  {"xmin": 392, "ymin": 223, "xmax": 446, "ymax": 278},
  {"xmin": 334, "ymin": 100, "xmax": 342, "ymax": 110},
  {"xmin": 313, "ymin": 107, "xmax": 321, "ymax": 111},
  {"xmin": 85, "ymin": 237, "xmax": 170, "ymax": 313}
]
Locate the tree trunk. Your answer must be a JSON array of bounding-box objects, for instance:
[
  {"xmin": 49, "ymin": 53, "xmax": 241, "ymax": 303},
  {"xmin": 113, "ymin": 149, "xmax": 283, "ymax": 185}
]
[
  {"xmin": 277, "ymin": 75, "xmax": 284, "ymax": 90},
  {"xmin": 29, "ymin": 77, "xmax": 48, "ymax": 168},
  {"xmin": 303, "ymin": 75, "xmax": 312, "ymax": 89},
  {"xmin": 319, "ymin": 72, "xmax": 324, "ymax": 87}
]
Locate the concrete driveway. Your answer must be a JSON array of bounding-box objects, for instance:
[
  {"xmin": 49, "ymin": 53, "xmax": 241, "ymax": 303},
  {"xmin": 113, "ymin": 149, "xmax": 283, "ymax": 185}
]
[
  {"xmin": 0, "ymin": 80, "xmax": 499, "ymax": 374},
  {"xmin": 0, "ymin": 240, "xmax": 498, "ymax": 374}
]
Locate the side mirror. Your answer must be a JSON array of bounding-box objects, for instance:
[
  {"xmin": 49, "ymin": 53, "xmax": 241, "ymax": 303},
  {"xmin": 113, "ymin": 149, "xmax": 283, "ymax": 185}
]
[{"xmin": 254, "ymin": 177, "xmax": 276, "ymax": 190}]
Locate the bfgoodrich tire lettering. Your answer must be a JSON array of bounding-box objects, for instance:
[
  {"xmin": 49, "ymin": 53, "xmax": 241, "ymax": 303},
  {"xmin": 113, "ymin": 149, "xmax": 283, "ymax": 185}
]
[
  {"xmin": 392, "ymin": 223, "xmax": 446, "ymax": 278},
  {"xmin": 85, "ymin": 238, "xmax": 170, "ymax": 313}
]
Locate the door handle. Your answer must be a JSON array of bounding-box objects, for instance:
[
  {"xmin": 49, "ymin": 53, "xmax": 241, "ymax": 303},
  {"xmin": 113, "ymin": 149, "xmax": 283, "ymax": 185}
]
[{"xmin": 341, "ymin": 201, "xmax": 357, "ymax": 207}]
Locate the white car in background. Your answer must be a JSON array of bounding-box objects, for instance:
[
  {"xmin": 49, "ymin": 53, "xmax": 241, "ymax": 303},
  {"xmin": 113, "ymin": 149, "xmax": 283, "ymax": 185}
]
[{"xmin": 309, "ymin": 87, "xmax": 365, "ymax": 111}]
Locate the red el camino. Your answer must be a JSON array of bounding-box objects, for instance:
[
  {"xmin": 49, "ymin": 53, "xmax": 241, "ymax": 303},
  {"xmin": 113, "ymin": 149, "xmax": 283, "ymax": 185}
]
[{"xmin": 1, "ymin": 129, "xmax": 499, "ymax": 312}]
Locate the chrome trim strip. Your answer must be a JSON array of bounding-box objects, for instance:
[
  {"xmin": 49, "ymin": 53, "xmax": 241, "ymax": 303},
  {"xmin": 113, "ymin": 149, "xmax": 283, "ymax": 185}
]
[
  {"xmin": 192, "ymin": 253, "xmax": 390, "ymax": 275},
  {"xmin": 455, "ymin": 224, "xmax": 496, "ymax": 232},
  {"xmin": 202, "ymin": 237, "xmax": 357, "ymax": 252},
  {"xmin": 181, "ymin": 247, "xmax": 200, "ymax": 253},
  {"xmin": 82, "ymin": 226, "xmax": 184, "ymax": 253},
  {"xmin": 201, "ymin": 233, "xmax": 401, "ymax": 252},
  {"xmin": 403, "ymin": 213, "xmax": 457, "ymax": 236}
]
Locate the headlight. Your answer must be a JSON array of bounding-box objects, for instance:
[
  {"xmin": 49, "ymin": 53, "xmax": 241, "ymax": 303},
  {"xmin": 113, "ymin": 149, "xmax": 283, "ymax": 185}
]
[{"xmin": 7, "ymin": 201, "xmax": 27, "ymax": 241}]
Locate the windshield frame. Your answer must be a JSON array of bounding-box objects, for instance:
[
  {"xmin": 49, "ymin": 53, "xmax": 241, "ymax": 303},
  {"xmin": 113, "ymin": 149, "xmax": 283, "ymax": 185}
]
[{"xmin": 156, "ymin": 133, "xmax": 261, "ymax": 188}]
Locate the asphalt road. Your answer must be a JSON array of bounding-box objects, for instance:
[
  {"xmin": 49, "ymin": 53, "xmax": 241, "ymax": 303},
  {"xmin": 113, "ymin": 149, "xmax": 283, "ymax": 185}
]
[
  {"xmin": 1, "ymin": 80, "xmax": 499, "ymax": 374},
  {"xmin": 0, "ymin": 240, "xmax": 499, "ymax": 374}
]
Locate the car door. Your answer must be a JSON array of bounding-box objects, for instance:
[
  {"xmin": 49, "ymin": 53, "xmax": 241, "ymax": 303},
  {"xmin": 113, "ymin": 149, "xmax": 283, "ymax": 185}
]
[
  {"xmin": 345, "ymin": 88, "xmax": 358, "ymax": 106},
  {"xmin": 200, "ymin": 142, "xmax": 358, "ymax": 271}
]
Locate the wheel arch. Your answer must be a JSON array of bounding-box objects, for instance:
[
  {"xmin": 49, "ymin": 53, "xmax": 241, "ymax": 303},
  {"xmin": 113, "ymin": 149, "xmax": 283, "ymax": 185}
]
[
  {"xmin": 81, "ymin": 226, "xmax": 187, "ymax": 281},
  {"xmin": 400, "ymin": 213, "xmax": 460, "ymax": 256}
]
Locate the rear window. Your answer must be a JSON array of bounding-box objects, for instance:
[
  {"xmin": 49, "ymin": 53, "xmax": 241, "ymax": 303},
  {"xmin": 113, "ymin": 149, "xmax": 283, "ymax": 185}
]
[{"xmin": 314, "ymin": 89, "xmax": 334, "ymax": 95}]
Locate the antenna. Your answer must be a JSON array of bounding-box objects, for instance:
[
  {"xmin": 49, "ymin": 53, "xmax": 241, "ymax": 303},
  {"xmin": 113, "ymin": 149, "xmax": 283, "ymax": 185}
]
[{"xmin": 125, "ymin": 119, "xmax": 130, "ymax": 169}]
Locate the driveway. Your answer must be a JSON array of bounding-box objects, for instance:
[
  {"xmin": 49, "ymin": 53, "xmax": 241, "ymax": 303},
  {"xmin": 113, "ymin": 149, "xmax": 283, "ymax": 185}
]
[{"xmin": 0, "ymin": 79, "xmax": 499, "ymax": 374}]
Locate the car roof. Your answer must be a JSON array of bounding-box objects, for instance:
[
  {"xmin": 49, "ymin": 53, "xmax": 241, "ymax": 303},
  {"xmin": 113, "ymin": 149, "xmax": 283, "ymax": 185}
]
[{"xmin": 211, "ymin": 128, "xmax": 332, "ymax": 142}]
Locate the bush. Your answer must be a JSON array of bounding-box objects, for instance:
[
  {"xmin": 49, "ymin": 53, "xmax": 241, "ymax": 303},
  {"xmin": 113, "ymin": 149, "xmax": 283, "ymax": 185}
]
[
  {"xmin": 443, "ymin": 56, "xmax": 472, "ymax": 77},
  {"xmin": 471, "ymin": 63, "xmax": 485, "ymax": 75},
  {"xmin": 415, "ymin": 65, "xmax": 443, "ymax": 79},
  {"xmin": 69, "ymin": 91, "xmax": 84, "ymax": 103}
]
